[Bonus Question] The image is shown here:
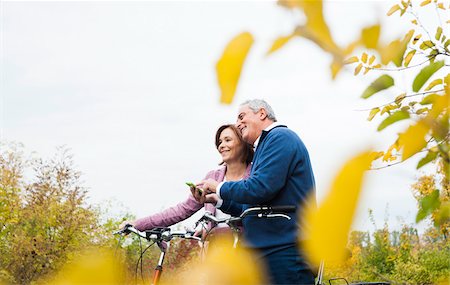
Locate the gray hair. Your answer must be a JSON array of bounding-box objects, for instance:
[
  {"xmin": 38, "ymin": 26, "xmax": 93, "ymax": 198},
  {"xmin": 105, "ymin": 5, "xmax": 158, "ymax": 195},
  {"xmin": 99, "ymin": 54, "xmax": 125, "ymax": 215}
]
[{"xmin": 240, "ymin": 99, "xmax": 277, "ymax": 122}]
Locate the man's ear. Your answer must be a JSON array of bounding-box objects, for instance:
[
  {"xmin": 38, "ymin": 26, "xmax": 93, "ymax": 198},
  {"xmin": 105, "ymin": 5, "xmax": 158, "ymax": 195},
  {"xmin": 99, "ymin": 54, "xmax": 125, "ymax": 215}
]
[{"xmin": 259, "ymin": 108, "xmax": 268, "ymax": 120}]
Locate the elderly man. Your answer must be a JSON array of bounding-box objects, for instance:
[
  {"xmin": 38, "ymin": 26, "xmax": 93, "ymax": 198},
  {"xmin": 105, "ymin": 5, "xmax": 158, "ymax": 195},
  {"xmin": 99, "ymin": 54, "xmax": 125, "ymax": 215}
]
[{"xmin": 194, "ymin": 99, "xmax": 316, "ymax": 284}]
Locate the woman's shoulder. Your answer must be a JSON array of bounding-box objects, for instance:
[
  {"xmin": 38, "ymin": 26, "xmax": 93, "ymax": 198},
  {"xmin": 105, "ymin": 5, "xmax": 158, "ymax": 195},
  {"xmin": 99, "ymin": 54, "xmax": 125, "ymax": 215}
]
[{"xmin": 204, "ymin": 165, "xmax": 227, "ymax": 180}]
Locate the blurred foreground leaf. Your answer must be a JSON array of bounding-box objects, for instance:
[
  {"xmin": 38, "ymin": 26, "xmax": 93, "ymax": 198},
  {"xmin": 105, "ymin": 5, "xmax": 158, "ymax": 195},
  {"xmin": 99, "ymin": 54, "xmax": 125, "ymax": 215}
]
[
  {"xmin": 48, "ymin": 250, "xmax": 122, "ymax": 285},
  {"xmin": 171, "ymin": 237, "xmax": 266, "ymax": 285},
  {"xmin": 416, "ymin": 190, "xmax": 440, "ymax": 223},
  {"xmin": 216, "ymin": 32, "xmax": 254, "ymax": 104},
  {"xmin": 302, "ymin": 151, "xmax": 372, "ymax": 266},
  {"xmin": 398, "ymin": 120, "xmax": 429, "ymax": 161}
]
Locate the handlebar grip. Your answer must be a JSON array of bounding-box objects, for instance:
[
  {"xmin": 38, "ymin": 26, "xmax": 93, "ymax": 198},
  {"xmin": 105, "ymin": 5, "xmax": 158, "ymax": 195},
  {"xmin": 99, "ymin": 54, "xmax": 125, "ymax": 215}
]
[{"xmin": 270, "ymin": 205, "xmax": 296, "ymax": 213}]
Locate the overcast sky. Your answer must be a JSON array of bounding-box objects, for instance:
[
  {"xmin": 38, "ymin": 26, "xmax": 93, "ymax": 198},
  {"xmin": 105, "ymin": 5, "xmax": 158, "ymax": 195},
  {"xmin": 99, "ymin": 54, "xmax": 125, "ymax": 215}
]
[{"xmin": 1, "ymin": 0, "xmax": 437, "ymax": 232}]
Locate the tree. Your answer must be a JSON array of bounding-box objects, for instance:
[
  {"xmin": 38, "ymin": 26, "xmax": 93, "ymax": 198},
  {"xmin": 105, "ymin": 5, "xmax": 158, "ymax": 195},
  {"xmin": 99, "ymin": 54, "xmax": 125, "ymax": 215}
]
[
  {"xmin": 213, "ymin": 0, "xmax": 449, "ymax": 266},
  {"xmin": 0, "ymin": 144, "xmax": 100, "ymax": 283}
]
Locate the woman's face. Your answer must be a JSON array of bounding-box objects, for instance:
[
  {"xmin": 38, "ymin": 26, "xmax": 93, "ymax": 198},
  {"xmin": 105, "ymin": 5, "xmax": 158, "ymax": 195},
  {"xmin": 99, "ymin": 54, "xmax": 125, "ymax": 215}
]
[{"xmin": 217, "ymin": 127, "xmax": 244, "ymax": 164}]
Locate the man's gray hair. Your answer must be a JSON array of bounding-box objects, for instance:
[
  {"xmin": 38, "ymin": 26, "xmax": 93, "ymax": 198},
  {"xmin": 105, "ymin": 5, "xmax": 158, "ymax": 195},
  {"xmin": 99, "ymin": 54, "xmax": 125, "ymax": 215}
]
[{"xmin": 240, "ymin": 99, "xmax": 277, "ymax": 122}]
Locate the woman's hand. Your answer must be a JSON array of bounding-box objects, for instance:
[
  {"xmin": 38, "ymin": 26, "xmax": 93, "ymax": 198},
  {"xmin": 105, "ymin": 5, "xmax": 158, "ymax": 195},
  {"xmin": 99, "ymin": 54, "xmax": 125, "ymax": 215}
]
[{"xmin": 119, "ymin": 220, "xmax": 135, "ymax": 231}]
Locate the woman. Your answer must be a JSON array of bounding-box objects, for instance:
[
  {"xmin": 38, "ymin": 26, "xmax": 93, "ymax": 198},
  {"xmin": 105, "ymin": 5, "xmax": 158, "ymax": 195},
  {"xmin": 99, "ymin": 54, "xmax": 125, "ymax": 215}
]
[{"xmin": 120, "ymin": 124, "xmax": 253, "ymax": 235}]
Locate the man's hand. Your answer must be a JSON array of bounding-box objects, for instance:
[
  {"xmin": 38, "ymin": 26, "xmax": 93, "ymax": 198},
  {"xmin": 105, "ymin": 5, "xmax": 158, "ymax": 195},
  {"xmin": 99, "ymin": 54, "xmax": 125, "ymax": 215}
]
[
  {"xmin": 200, "ymin": 178, "xmax": 219, "ymax": 194},
  {"xmin": 190, "ymin": 179, "xmax": 219, "ymax": 203}
]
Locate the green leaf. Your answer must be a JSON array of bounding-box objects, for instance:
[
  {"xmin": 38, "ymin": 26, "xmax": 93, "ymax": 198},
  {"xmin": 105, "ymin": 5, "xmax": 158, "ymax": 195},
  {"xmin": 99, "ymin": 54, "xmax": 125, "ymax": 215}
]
[
  {"xmin": 412, "ymin": 61, "xmax": 445, "ymax": 92},
  {"xmin": 377, "ymin": 110, "xmax": 410, "ymax": 131},
  {"xmin": 416, "ymin": 190, "xmax": 440, "ymax": 223},
  {"xmin": 420, "ymin": 40, "xmax": 434, "ymax": 50},
  {"xmin": 361, "ymin": 74, "xmax": 395, "ymax": 99},
  {"xmin": 417, "ymin": 151, "xmax": 438, "ymax": 169},
  {"xmin": 435, "ymin": 27, "xmax": 443, "ymax": 41},
  {"xmin": 420, "ymin": 93, "xmax": 439, "ymax": 105}
]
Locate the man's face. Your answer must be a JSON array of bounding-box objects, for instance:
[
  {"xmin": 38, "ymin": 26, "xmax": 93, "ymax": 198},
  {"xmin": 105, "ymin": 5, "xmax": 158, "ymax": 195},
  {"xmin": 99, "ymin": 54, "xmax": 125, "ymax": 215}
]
[{"xmin": 236, "ymin": 105, "xmax": 264, "ymax": 145}]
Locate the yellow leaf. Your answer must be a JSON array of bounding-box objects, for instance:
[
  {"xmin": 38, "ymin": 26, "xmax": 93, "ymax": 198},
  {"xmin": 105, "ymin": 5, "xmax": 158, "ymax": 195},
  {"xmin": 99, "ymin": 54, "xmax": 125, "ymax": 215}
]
[
  {"xmin": 411, "ymin": 19, "xmax": 418, "ymax": 25},
  {"xmin": 387, "ymin": 4, "xmax": 401, "ymax": 16},
  {"xmin": 369, "ymin": 55, "xmax": 376, "ymax": 65},
  {"xmin": 344, "ymin": 56, "xmax": 359, "ymax": 64},
  {"xmin": 437, "ymin": 3, "xmax": 445, "ymax": 9},
  {"xmin": 363, "ymin": 67, "xmax": 370, "ymax": 75},
  {"xmin": 383, "ymin": 140, "xmax": 400, "ymax": 162},
  {"xmin": 354, "ymin": 63, "xmax": 363, "ymax": 75},
  {"xmin": 420, "ymin": 0, "xmax": 432, "ymax": 6},
  {"xmin": 302, "ymin": 151, "xmax": 373, "ymax": 265},
  {"xmin": 295, "ymin": 0, "xmax": 340, "ymax": 55},
  {"xmin": 49, "ymin": 250, "xmax": 122, "ymax": 284},
  {"xmin": 380, "ymin": 30, "xmax": 414, "ymax": 66},
  {"xmin": 424, "ymin": 78, "xmax": 443, "ymax": 91},
  {"xmin": 412, "ymin": 34, "xmax": 422, "ymax": 44},
  {"xmin": 367, "ymin": 107, "xmax": 380, "ymax": 121},
  {"xmin": 267, "ymin": 33, "xmax": 295, "ymax": 55},
  {"xmin": 416, "ymin": 107, "xmax": 430, "ymax": 114},
  {"xmin": 398, "ymin": 121, "xmax": 430, "ymax": 160},
  {"xmin": 370, "ymin": 151, "xmax": 385, "ymax": 160},
  {"xmin": 404, "ymin": 49, "xmax": 416, "ymax": 67},
  {"xmin": 216, "ymin": 32, "xmax": 254, "ymax": 104},
  {"xmin": 395, "ymin": 93, "xmax": 407, "ymax": 104},
  {"xmin": 361, "ymin": 52, "xmax": 368, "ymax": 63},
  {"xmin": 428, "ymin": 92, "xmax": 449, "ymax": 118},
  {"xmin": 330, "ymin": 59, "xmax": 343, "ymax": 80},
  {"xmin": 361, "ymin": 25, "xmax": 380, "ymax": 49}
]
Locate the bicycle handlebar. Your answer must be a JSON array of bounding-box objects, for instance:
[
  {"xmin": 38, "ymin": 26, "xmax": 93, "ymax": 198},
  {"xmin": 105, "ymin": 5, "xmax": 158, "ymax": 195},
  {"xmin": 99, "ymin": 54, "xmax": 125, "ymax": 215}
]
[
  {"xmin": 114, "ymin": 225, "xmax": 202, "ymax": 243},
  {"xmin": 198, "ymin": 205, "xmax": 296, "ymax": 227}
]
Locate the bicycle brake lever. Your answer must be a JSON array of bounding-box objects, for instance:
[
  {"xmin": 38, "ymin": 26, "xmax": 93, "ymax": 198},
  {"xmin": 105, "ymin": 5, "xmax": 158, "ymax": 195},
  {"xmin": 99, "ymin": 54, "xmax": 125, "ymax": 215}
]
[
  {"xmin": 258, "ymin": 213, "xmax": 291, "ymax": 220},
  {"xmin": 113, "ymin": 224, "xmax": 132, "ymax": 235}
]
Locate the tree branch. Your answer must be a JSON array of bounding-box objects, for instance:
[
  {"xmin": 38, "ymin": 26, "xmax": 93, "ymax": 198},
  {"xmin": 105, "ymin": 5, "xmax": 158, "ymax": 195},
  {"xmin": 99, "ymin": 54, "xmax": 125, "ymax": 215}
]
[{"xmin": 354, "ymin": 89, "xmax": 444, "ymax": 112}]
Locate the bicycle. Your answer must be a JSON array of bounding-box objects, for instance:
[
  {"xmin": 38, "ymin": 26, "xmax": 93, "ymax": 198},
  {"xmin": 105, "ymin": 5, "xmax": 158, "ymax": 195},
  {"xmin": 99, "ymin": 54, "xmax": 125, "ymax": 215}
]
[
  {"xmin": 315, "ymin": 261, "xmax": 391, "ymax": 285},
  {"xmin": 114, "ymin": 225, "xmax": 201, "ymax": 285},
  {"xmin": 114, "ymin": 206, "xmax": 295, "ymax": 285}
]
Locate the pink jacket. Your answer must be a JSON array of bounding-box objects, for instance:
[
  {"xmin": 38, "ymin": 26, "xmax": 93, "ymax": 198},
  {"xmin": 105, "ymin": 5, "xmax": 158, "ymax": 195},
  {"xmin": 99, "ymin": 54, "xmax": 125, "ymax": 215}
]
[{"xmin": 134, "ymin": 164, "xmax": 251, "ymax": 231}]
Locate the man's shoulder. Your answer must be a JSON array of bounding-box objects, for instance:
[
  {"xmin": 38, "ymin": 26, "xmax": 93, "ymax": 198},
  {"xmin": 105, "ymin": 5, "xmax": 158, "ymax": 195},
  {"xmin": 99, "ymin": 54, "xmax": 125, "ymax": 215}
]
[{"xmin": 268, "ymin": 125, "xmax": 299, "ymax": 140}]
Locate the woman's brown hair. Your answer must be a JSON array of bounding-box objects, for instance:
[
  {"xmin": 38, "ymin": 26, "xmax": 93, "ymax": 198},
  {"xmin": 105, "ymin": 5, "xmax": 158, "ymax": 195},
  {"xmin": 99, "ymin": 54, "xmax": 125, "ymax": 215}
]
[{"xmin": 215, "ymin": 124, "xmax": 254, "ymax": 166}]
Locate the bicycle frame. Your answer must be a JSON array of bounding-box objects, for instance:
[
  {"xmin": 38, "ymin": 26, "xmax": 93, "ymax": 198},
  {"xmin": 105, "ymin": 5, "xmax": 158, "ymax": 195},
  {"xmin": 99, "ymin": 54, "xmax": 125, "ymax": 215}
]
[
  {"xmin": 315, "ymin": 260, "xmax": 391, "ymax": 285},
  {"xmin": 114, "ymin": 226, "xmax": 201, "ymax": 285}
]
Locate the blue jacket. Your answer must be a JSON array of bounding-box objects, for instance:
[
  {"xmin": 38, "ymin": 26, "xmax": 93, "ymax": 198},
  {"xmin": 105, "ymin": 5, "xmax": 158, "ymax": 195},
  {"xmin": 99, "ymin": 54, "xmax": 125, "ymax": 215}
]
[{"xmin": 219, "ymin": 125, "xmax": 316, "ymax": 249}]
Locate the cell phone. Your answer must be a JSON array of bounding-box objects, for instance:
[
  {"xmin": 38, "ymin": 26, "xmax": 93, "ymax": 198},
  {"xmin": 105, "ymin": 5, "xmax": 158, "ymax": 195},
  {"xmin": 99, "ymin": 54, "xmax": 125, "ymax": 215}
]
[{"xmin": 185, "ymin": 182, "xmax": 204, "ymax": 195}]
